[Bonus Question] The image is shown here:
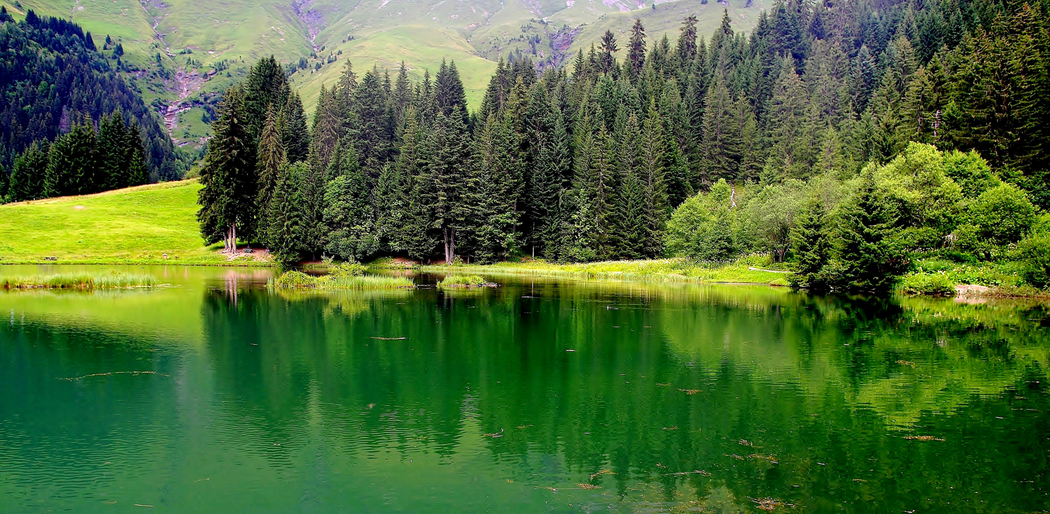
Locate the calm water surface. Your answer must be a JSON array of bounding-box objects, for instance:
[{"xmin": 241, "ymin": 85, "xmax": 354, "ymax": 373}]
[{"xmin": 0, "ymin": 265, "xmax": 1048, "ymax": 512}]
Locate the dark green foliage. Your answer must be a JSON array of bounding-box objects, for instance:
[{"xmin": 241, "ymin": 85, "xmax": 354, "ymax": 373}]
[
  {"xmin": 8, "ymin": 142, "xmax": 49, "ymax": 202},
  {"xmin": 266, "ymin": 162, "xmax": 309, "ymax": 266},
  {"xmin": 224, "ymin": 0, "xmax": 1048, "ymax": 278},
  {"xmin": 197, "ymin": 87, "xmax": 256, "ymax": 253},
  {"xmin": 44, "ymin": 122, "xmax": 98, "ymax": 198},
  {"xmin": 323, "ymin": 142, "xmax": 378, "ymax": 261},
  {"xmin": 255, "ymin": 107, "xmax": 286, "ymax": 245},
  {"xmin": 790, "ymin": 199, "xmax": 832, "ymax": 290},
  {"xmin": 243, "ymin": 56, "xmax": 290, "ymax": 143},
  {"xmin": 280, "ymin": 92, "xmax": 310, "ymax": 164},
  {"xmin": 0, "ymin": 13, "xmax": 176, "ymax": 178},
  {"xmin": 833, "ymin": 172, "xmax": 908, "ymax": 293}
]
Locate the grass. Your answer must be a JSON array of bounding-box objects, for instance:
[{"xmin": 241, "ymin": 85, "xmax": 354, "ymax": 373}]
[
  {"xmin": 0, "ymin": 180, "xmax": 260, "ymax": 265},
  {"xmin": 437, "ymin": 274, "xmax": 491, "ymax": 288},
  {"xmin": 267, "ymin": 270, "xmax": 414, "ymax": 290},
  {"xmin": 0, "ymin": 271, "xmax": 158, "ymax": 290},
  {"xmin": 420, "ymin": 255, "xmax": 792, "ymax": 286}
]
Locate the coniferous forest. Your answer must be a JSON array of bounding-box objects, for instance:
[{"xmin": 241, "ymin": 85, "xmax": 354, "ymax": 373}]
[{"xmin": 0, "ymin": 9, "xmax": 179, "ymax": 200}]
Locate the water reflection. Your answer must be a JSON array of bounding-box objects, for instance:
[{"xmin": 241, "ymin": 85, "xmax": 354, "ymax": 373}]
[{"xmin": 0, "ymin": 270, "xmax": 1047, "ymax": 512}]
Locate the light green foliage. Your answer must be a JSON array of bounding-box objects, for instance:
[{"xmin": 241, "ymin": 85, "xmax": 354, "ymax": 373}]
[
  {"xmin": 899, "ymin": 272, "xmax": 955, "ymax": 296},
  {"xmin": 965, "ymin": 183, "xmax": 1036, "ymax": 248},
  {"xmin": 873, "ymin": 142, "xmax": 963, "ymax": 237},
  {"xmin": 741, "ymin": 179, "xmax": 806, "ymax": 262},
  {"xmin": 267, "ymin": 270, "xmax": 413, "ymax": 290},
  {"xmin": 943, "ymin": 149, "xmax": 1000, "ymax": 198},
  {"xmin": 664, "ymin": 179, "xmax": 736, "ymax": 261}
]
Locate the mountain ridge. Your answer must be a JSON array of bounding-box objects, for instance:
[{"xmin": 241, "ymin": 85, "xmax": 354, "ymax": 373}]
[{"xmin": 0, "ymin": 0, "xmax": 767, "ymax": 149}]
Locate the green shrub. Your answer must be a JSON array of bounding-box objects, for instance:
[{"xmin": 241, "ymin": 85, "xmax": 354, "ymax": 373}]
[
  {"xmin": 900, "ymin": 272, "xmax": 956, "ymax": 296},
  {"xmin": 1018, "ymin": 233, "xmax": 1050, "ymax": 289}
]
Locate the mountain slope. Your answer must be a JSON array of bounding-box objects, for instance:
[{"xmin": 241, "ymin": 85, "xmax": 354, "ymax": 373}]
[{"xmin": 2, "ymin": 0, "xmax": 768, "ymax": 148}]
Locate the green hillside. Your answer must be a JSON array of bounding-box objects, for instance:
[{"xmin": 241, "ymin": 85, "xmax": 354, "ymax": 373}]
[
  {"xmin": 0, "ymin": 180, "xmax": 234, "ymax": 264},
  {"xmin": 0, "ymin": 0, "xmax": 768, "ymax": 148}
]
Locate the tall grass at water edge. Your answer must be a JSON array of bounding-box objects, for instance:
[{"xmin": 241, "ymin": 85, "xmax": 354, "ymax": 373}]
[{"xmin": 0, "ymin": 272, "xmax": 159, "ymax": 290}]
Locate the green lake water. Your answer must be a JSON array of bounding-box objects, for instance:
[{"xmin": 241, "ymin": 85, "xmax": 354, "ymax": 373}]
[{"xmin": 0, "ymin": 265, "xmax": 1048, "ymax": 512}]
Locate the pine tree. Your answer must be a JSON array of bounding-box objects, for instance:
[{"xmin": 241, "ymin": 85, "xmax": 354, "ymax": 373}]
[
  {"xmin": 45, "ymin": 122, "xmax": 98, "ymax": 198},
  {"xmin": 311, "ymin": 85, "xmax": 345, "ymax": 171},
  {"xmin": 255, "ymin": 107, "xmax": 286, "ymax": 246},
  {"xmin": 423, "ymin": 109, "xmax": 474, "ymax": 263},
  {"xmin": 627, "ymin": 19, "xmax": 647, "ymax": 79},
  {"xmin": 280, "ymin": 92, "xmax": 310, "ymax": 164},
  {"xmin": 435, "ymin": 60, "xmax": 469, "ymax": 126},
  {"xmin": 676, "ymin": 15, "xmax": 699, "ymax": 68},
  {"xmin": 124, "ymin": 124, "xmax": 150, "ymax": 187},
  {"xmin": 789, "ymin": 199, "xmax": 831, "ymax": 290},
  {"xmin": 198, "ymin": 87, "xmax": 256, "ymax": 253},
  {"xmin": 266, "ymin": 162, "xmax": 307, "ymax": 266},
  {"xmin": 98, "ymin": 113, "xmax": 126, "ymax": 190},
  {"xmin": 832, "ymin": 169, "xmax": 907, "ymax": 292},
  {"xmin": 243, "ymin": 55, "xmax": 290, "ymax": 143},
  {"xmin": 9, "ymin": 142, "xmax": 49, "ymax": 201},
  {"xmin": 639, "ymin": 103, "xmax": 669, "ymax": 257},
  {"xmin": 598, "ymin": 30, "xmax": 619, "ymax": 75},
  {"xmin": 699, "ymin": 75, "xmax": 742, "ymax": 184}
]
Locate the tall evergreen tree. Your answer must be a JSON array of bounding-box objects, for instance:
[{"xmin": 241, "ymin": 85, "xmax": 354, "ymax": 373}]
[
  {"xmin": 198, "ymin": 87, "xmax": 256, "ymax": 253},
  {"xmin": 44, "ymin": 122, "xmax": 98, "ymax": 198},
  {"xmin": 833, "ymin": 169, "xmax": 907, "ymax": 292},
  {"xmin": 280, "ymin": 92, "xmax": 310, "ymax": 164},
  {"xmin": 8, "ymin": 142, "xmax": 49, "ymax": 201},
  {"xmin": 255, "ymin": 107, "xmax": 286, "ymax": 246}
]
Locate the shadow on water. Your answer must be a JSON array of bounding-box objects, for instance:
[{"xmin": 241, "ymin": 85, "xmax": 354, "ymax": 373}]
[{"xmin": 0, "ymin": 268, "xmax": 1048, "ymax": 512}]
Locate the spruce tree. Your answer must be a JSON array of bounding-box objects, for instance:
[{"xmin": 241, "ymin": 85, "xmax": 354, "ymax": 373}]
[
  {"xmin": 280, "ymin": 92, "xmax": 310, "ymax": 164},
  {"xmin": 9, "ymin": 142, "xmax": 49, "ymax": 201},
  {"xmin": 266, "ymin": 162, "xmax": 307, "ymax": 266},
  {"xmin": 45, "ymin": 122, "xmax": 98, "ymax": 198},
  {"xmin": 639, "ymin": 103, "xmax": 669, "ymax": 257},
  {"xmin": 627, "ymin": 19, "xmax": 647, "ymax": 78},
  {"xmin": 833, "ymin": 170, "xmax": 907, "ymax": 292},
  {"xmin": 197, "ymin": 87, "xmax": 256, "ymax": 253},
  {"xmin": 124, "ymin": 123, "xmax": 150, "ymax": 187},
  {"xmin": 98, "ymin": 113, "xmax": 126, "ymax": 190},
  {"xmin": 790, "ymin": 199, "xmax": 832, "ymax": 290},
  {"xmin": 255, "ymin": 107, "xmax": 286, "ymax": 246},
  {"xmin": 243, "ymin": 55, "xmax": 290, "ymax": 143}
]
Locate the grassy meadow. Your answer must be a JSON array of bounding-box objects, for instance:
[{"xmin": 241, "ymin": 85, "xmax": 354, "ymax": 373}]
[{"xmin": 0, "ymin": 180, "xmax": 240, "ymax": 265}]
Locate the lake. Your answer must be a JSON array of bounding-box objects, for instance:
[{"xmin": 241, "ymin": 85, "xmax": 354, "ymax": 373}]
[{"xmin": 1, "ymin": 265, "xmax": 1048, "ymax": 512}]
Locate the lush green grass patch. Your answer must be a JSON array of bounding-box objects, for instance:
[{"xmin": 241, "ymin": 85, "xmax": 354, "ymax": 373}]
[
  {"xmin": 437, "ymin": 275, "xmax": 492, "ymax": 288},
  {"xmin": 0, "ymin": 180, "xmax": 260, "ymax": 265},
  {"xmin": 268, "ymin": 270, "xmax": 413, "ymax": 291},
  {"xmin": 420, "ymin": 256, "xmax": 791, "ymax": 286},
  {"xmin": 0, "ymin": 272, "xmax": 159, "ymax": 290}
]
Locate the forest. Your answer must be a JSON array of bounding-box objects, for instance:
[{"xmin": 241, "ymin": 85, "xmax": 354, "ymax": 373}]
[
  {"xmin": 197, "ymin": 0, "xmax": 1050, "ymax": 293},
  {"xmin": 0, "ymin": 8, "xmax": 179, "ymax": 199}
]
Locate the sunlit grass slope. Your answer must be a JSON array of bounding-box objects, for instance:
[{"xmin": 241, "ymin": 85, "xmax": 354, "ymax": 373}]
[{"xmin": 0, "ymin": 180, "xmax": 228, "ymax": 264}]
